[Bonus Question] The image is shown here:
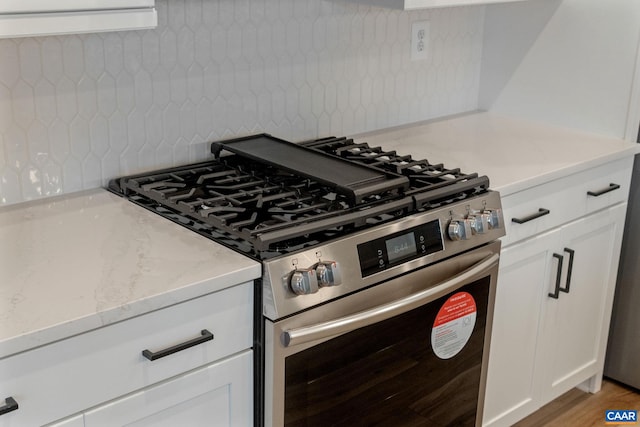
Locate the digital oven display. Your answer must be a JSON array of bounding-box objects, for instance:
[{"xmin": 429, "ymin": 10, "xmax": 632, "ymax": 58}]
[
  {"xmin": 357, "ymin": 220, "xmax": 443, "ymax": 277},
  {"xmin": 385, "ymin": 232, "xmax": 417, "ymax": 264}
]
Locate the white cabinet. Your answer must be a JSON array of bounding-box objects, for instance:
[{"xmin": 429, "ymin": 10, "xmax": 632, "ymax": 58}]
[
  {"xmin": 341, "ymin": 0, "xmax": 530, "ymax": 10},
  {"xmin": 84, "ymin": 351, "xmax": 252, "ymax": 427},
  {"xmin": 483, "ymin": 158, "xmax": 632, "ymax": 427},
  {"xmin": 539, "ymin": 206, "xmax": 625, "ymax": 401},
  {"xmin": 0, "ymin": 282, "xmax": 253, "ymax": 427},
  {"xmin": 0, "ymin": 0, "xmax": 156, "ymax": 38},
  {"xmin": 483, "ymin": 229, "xmax": 559, "ymax": 426}
]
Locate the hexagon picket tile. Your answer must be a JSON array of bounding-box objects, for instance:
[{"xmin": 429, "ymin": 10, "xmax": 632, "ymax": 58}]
[
  {"xmin": 11, "ymin": 81, "xmax": 36, "ymax": 130},
  {"xmin": 76, "ymin": 76, "xmax": 98, "ymax": 120},
  {"xmin": 169, "ymin": 65, "xmax": 188, "ymax": 105},
  {"xmin": 0, "ymin": 0, "xmax": 485, "ymax": 205},
  {"xmin": 100, "ymin": 150, "xmax": 121, "ymax": 185},
  {"xmin": 33, "ymin": 79, "xmax": 57, "ymax": 126},
  {"xmin": 185, "ymin": 0, "xmax": 202, "ymax": 28},
  {"xmin": 55, "ymin": 77, "xmax": 79, "ymax": 123},
  {"xmin": 18, "ymin": 39, "xmax": 42, "ymax": 87},
  {"xmin": 48, "ymin": 119, "xmax": 70, "ymax": 164},
  {"xmin": 62, "ymin": 37, "xmax": 85, "ymax": 82},
  {"xmin": 89, "ymin": 116, "xmax": 109, "ymax": 158},
  {"xmin": 40, "ymin": 159, "xmax": 63, "ymax": 197},
  {"xmin": 0, "ymin": 168, "xmax": 21, "ymax": 204},
  {"xmin": 0, "ymin": 40, "xmax": 21, "ymax": 88},
  {"xmin": 20, "ymin": 163, "xmax": 43, "ymax": 200},
  {"xmin": 144, "ymin": 105, "xmax": 163, "ymax": 146},
  {"xmin": 194, "ymin": 28, "xmax": 212, "ymax": 68},
  {"xmin": 81, "ymin": 153, "xmax": 102, "ymax": 188},
  {"xmin": 4, "ymin": 125, "xmax": 28, "ymax": 170},
  {"xmin": 150, "ymin": 67, "xmax": 171, "ymax": 107},
  {"xmin": 96, "ymin": 73, "xmax": 118, "ymax": 118},
  {"xmin": 61, "ymin": 156, "xmax": 83, "ymax": 192},
  {"xmin": 162, "ymin": 103, "xmax": 181, "ymax": 146},
  {"xmin": 69, "ymin": 116, "xmax": 91, "ymax": 160},
  {"xmin": 83, "ymin": 35, "xmax": 106, "ymax": 81},
  {"xmin": 171, "ymin": 136, "xmax": 191, "ymax": 166},
  {"xmin": 167, "ymin": 0, "xmax": 186, "ymax": 29},
  {"xmin": 108, "ymin": 112, "xmax": 128, "ymax": 154},
  {"xmin": 26, "ymin": 121, "xmax": 49, "ymax": 167},
  {"xmin": 115, "ymin": 72, "xmax": 136, "ymax": 114}
]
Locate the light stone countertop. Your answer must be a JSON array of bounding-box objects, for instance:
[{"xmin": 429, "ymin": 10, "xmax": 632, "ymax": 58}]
[
  {"xmin": 3, "ymin": 111, "xmax": 638, "ymax": 360},
  {"xmin": 355, "ymin": 112, "xmax": 640, "ymax": 197},
  {"xmin": 0, "ymin": 188, "xmax": 261, "ymax": 359}
]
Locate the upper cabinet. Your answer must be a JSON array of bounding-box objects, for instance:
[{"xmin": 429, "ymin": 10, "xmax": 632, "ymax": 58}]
[
  {"xmin": 344, "ymin": 0, "xmax": 530, "ymax": 10},
  {"xmin": 0, "ymin": 0, "xmax": 156, "ymax": 38}
]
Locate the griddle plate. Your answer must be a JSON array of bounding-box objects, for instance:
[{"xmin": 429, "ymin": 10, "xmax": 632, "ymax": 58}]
[{"xmin": 211, "ymin": 134, "xmax": 410, "ymax": 204}]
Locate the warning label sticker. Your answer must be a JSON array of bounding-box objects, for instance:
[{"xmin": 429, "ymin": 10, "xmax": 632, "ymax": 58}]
[{"xmin": 431, "ymin": 292, "xmax": 477, "ymax": 359}]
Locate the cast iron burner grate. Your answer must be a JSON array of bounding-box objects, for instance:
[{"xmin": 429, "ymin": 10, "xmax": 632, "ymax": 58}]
[
  {"xmin": 300, "ymin": 136, "xmax": 487, "ymax": 209},
  {"xmin": 109, "ymin": 134, "xmax": 489, "ymax": 259}
]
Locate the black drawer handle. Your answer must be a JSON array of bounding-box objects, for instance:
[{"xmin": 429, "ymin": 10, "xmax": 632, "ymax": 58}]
[
  {"xmin": 512, "ymin": 208, "xmax": 550, "ymax": 224},
  {"xmin": 548, "ymin": 253, "xmax": 564, "ymax": 299},
  {"xmin": 560, "ymin": 248, "xmax": 575, "ymax": 294},
  {"xmin": 587, "ymin": 183, "xmax": 620, "ymax": 197},
  {"xmin": 0, "ymin": 397, "xmax": 18, "ymax": 416},
  {"xmin": 142, "ymin": 329, "xmax": 214, "ymax": 361}
]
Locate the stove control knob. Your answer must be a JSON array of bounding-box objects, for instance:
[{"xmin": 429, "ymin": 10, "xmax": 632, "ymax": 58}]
[
  {"xmin": 448, "ymin": 219, "xmax": 472, "ymax": 241},
  {"xmin": 289, "ymin": 268, "xmax": 319, "ymax": 295},
  {"xmin": 485, "ymin": 209, "xmax": 503, "ymax": 229},
  {"xmin": 469, "ymin": 213, "xmax": 490, "ymax": 234},
  {"xmin": 316, "ymin": 261, "xmax": 342, "ymax": 287}
]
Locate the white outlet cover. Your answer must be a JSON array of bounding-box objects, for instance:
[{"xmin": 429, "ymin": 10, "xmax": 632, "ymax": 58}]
[{"xmin": 411, "ymin": 20, "xmax": 430, "ymax": 61}]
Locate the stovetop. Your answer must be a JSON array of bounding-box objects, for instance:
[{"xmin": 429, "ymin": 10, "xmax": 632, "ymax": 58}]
[{"xmin": 108, "ymin": 134, "xmax": 490, "ymax": 260}]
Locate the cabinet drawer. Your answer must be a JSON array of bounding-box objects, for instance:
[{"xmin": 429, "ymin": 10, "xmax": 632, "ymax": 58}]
[
  {"xmin": 0, "ymin": 282, "xmax": 252, "ymax": 427},
  {"xmin": 501, "ymin": 157, "xmax": 632, "ymax": 247},
  {"xmin": 84, "ymin": 350, "xmax": 253, "ymax": 427}
]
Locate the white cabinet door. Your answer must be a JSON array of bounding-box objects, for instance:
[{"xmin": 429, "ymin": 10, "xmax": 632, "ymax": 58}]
[
  {"xmin": 539, "ymin": 203, "xmax": 626, "ymax": 402},
  {"xmin": 403, "ymin": 0, "xmax": 529, "ymax": 8},
  {"xmin": 0, "ymin": 0, "xmax": 153, "ymax": 13},
  {"xmin": 84, "ymin": 350, "xmax": 252, "ymax": 427},
  {"xmin": 0, "ymin": 0, "xmax": 156, "ymax": 38},
  {"xmin": 343, "ymin": 0, "xmax": 530, "ymax": 10},
  {"xmin": 483, "ymin": 229, "xmax": 561, "ymax": 427},
  {"xmin": 484, "ymin": 203, "xmax": 627, "ymax": 427}
]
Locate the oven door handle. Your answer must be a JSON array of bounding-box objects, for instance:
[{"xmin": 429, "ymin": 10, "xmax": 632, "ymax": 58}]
[{"xmin": 282, "ymin": 253, "xmax": 499, "ymax": 348}]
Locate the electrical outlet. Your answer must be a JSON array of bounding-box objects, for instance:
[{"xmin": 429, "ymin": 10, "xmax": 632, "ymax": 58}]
[{"xmin": 411, "ymin": 20, "xmax": 430, "ymax": 61}]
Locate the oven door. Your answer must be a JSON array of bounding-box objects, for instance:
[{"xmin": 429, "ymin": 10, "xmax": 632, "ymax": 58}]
[{"xmin": 265, "ymin": 240, "xmax": 500, "ymax": 427}]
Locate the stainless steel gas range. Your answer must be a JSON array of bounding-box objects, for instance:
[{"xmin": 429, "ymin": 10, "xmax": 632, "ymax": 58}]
[{"xmin": 109, "ymin": 134, "xmax": 505, "ymax": 427}]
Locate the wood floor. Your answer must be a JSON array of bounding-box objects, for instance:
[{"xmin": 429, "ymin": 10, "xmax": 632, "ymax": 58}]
[{"xmin": 513, "ymin": 379, "xmax": 640, "ymax": 427}]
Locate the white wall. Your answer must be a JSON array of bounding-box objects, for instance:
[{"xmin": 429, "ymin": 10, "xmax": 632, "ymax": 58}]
[
  {"xmin": 0, "ymin": 0, "xmax": 486, "ymax": 206},
  {"xmin": 480, "ymin": 0, "xmax": 640, "ymax": 139}
]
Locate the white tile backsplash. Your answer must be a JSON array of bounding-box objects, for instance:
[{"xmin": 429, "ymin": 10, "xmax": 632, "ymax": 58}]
[{"xmin": 0, "ymin": 0, "xmax": 485, "ymax": 206}]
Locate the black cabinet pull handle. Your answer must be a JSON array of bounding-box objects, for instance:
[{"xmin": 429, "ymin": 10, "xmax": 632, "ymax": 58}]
[
  {"xmin": 548, "ymin": 253, "xmax": 564, "ymax": 299},
  {"xmin": 587, "ymin": 183, "xmax": 620, "ymax": 197},
  {"xmin": 142, "ymin": 329, "xmax": 214, "ymax": 361},
  {"xmin": 0, "ymin": 397, "xmax": 18, "ymax": 416},
  {"xmin": 560, "ymin": 248, "xmax": 575, "ymax": 294},
  {"xmin": 512, "ymin": 208, "xmax": 550, "ymax": 224}
]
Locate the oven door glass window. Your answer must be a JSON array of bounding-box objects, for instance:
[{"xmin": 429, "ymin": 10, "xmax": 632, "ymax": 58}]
[{"xmin": 284, "ymin": 276, "xmax": 490, "ymax": 427}]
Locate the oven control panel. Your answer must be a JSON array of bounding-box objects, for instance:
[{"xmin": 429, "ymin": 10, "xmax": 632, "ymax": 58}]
[{"xmin": 357, "ymin": 220, "xmax": 443, "ymax": 277}]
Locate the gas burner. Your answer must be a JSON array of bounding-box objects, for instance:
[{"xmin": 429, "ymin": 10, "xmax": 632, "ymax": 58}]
[
  {"xmin": 300, "ymin": 136, "xmax": 487, "ymax": 208},
  {"xmin": 109, "ymin": 133, "xmax": 489, "ymax": 259}
]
